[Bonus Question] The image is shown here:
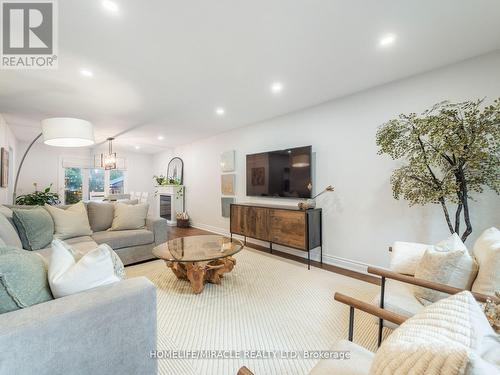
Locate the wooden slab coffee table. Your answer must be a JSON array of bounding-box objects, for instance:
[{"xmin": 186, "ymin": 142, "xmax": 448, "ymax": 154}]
[{"xmin": 153, "ymin": 235, "xmax": 243, "ymax": 294}]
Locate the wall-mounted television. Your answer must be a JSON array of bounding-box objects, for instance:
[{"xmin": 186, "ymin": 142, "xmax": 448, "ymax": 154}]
[{"xmin": 246, "ymin": 145, "xmax": 312, "ymax": 198}]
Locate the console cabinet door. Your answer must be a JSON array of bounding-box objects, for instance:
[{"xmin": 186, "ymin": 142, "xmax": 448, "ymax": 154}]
[
  {"xmin": 252, "ymin": 207, "xmax": 270, "ymax": 241},
  {"xmin": 270, "ymin": 210, "xmax": 306, "ymax": 250},
  {"xmin": 230, "ymin": 206, "xmax": 271, "ymax": 241},
  {"xmin": 230, "ymin": 205, "xmax": 246, "ymax": 235}
]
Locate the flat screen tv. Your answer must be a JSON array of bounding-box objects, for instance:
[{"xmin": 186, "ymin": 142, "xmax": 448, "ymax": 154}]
[{"xmin": 246, "ymin": 145, "xmax": 312, "ymax": 198}]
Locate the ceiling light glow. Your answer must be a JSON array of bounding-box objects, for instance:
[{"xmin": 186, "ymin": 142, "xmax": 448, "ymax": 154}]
[
  {"xmin": 157, "ymin": 135, "xmax": 164, "ymax": 140},
  {"xmin": 135, "ymin": 145, "xmax": 140, "ymax": 150},
  {"xmin": 379, "ymin": 33, "xmax": 396, "ymax": 47},
  {"xmin": 102, "ymin": 0, "xmax": 119, "ymax": 13},
  {"xmin": 80, "ymin": 69, "xmax": 93, "ymax": 77},
  {"xmin": 215, "ymin": 107, "xmax": 225, "ymax": 116},
  {"xmin": 270, "ymin": 82, "xmax": 284, "ymax": 94}
]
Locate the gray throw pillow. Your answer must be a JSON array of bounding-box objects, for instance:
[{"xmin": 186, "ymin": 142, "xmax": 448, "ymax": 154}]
[
  {"xmin": 12, "ymin": 207, "xmax": 54, "ymax": 250},
  {"xmin": 86, "ymin": 202, "xmax": 115, "ymax": 232},
  {"xmin": 0, "ymin": 246, "xmax": 54, "ymax": 314}
]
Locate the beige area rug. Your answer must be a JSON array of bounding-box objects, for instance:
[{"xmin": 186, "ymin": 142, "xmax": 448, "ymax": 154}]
[{"xmin": 126, "ymin": 248, "xmax": 390, "ymax": 375}]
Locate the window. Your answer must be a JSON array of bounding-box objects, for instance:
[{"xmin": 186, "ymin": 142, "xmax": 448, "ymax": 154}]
[
  {"xmin": 64, "ymin": 167, "xmax": 83, "ymax": 204},
  {"xmin": 89, "ymin": 168, "xmax": 105, "ymax": 200},
  {"xmin": 61, "ymin": 160, "xmax": 127, "ymax": 203},
  {"xmin": 109, "ymin": 169, "xmax": 125, "ymax": 195}
]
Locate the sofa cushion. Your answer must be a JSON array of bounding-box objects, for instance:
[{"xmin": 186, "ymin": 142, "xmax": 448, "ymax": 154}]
[
  {"xmin": 109, "ymin": 202, "xmax": 149, "ymax": 231},
  {"xmin": 87, "ymin": 202, "xmax": 115, "ymax": 232},
  {"xmin": 309, "ymin": 339, "xmax": 373, "ymax": 375},
  {"xmin": 0, "ymin": 246, "xmax": 53, "ymax": 313},
  {"xmin": 44, "ymin": 202, "xmax": 92, "ymax": 240},
  {"xmin": 12, "ymin": 207, "xmax": 54, "ymax": 250},
  {"xmin": 92, "ymin": 229, "xmax": 154, "ymax": 250},
  {"xmin": 372, "ymin": 279, "xmax": 423, "ymax": 329},
  {"xmin": 472, "ymin": 227, "xmax": 500, "ymax": 296},
  {"xmin": 0, "ymin": 210, "xmax": 22, "ymax": 248}
]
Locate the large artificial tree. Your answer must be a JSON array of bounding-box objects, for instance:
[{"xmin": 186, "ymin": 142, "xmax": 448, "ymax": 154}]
[{"xmin": 376, "ymin": 98, "xmax": 500, "ymax": 242}]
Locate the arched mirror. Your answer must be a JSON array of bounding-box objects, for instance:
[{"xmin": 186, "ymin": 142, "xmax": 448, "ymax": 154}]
[{"xmin": 167, "ymin": 157, "xmax": 183, "ymax": 185}]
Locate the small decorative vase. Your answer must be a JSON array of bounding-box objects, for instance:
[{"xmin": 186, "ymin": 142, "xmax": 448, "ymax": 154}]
[{"xmin": 298, "ymin": 199, "xmax": 316, "ymax": 210}]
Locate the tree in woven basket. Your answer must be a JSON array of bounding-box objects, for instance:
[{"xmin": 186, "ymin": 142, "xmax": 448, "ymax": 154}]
[{"xmin": 376, "ymin": 98, "xmax": 500, "ymax": 242}]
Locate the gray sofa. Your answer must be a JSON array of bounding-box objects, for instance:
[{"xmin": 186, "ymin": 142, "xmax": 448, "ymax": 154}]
[
  {"xmin": 0, "ymin": 202, "xmax": 165, "ymax": 374},
  {"xmin": 1, "ymin": 201, "xmax": 168, "ymax": 265},
  {"xmin": 0, "ymin": 277, "xmax": 157, "ymax": 375}
]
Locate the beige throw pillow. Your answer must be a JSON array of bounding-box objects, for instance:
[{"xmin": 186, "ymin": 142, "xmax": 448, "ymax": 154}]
[
  {"xmin": 44, "ymin": 202, "xmax": 92, "ymax": 240},
  {"xmin": 471, "ymin": 227, "xmax": 500, "ymax": 296},
  {"xmin": 413, "ymin": 234, "xmax": 478, "ymax": 305},
  {"xmin": 370, "ymin": 291, "xmax": 500, "ymax": 375},
  {"xmin": 109, "ymin": 202, "xmax": 149, "ymax": 231}
]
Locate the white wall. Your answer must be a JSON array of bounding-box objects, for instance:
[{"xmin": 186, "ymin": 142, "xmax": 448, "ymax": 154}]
[
  {"xmin": 17, "ymin": 142, "xmax": 155, "ymax": 202},
  {"xmin": 0, "ymin": 114, "xmax": 17, "ymax": 204},
  {"xmin": 158, "ymin": 51, "xmax": 500, "ymax": 270}
]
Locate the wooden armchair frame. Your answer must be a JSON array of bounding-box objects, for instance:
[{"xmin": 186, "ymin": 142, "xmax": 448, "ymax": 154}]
[
  {"xmin": 334, "ymin": 292, "xmax": 407, "ymax": 342},
  {"xmin": 367, "ymin": 263, "xmax": 498, "ymax": 347}
]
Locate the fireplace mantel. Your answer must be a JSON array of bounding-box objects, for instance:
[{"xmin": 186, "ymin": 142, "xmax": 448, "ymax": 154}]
[{"xmin": 156, "ymin": 185, "xmax": 185, "ymax": 226}]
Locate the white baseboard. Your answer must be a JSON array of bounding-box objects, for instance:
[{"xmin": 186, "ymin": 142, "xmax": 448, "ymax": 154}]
[{"xmin": 191, "ymin": 222, "xmax": 371, "ymax": 275}]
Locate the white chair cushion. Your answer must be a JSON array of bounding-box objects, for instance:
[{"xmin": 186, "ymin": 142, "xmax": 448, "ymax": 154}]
[
  {"xmin": 372, "ymin": 279, "xmax": 424, "ymax": 328},
  {"xmin": 309, "ymin": 339, "xmax": 374, "ymax": 375},
  {"xmin": 472, "ymin": 227, "xmax": 500, "ymax": 296},
  {"xmin": 390, "ymin": 233, "xmax": 471, "ymax": 276},
  {"xmin": 44, "ymin": 202, "xmax": 92, "ymax": 240},
  {"xmin": 369, "ymin": 291, "xmax": 500, "ymax": 375},
  {"xmin": 390, "ymin": 241, "xmax": 430, "ymax": 275},
  {"xmin": 48, "ymin": 239, "xmax": 124, "ymax": 298}
]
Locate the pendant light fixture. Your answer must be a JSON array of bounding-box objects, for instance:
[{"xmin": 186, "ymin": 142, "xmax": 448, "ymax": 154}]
[{"xmin": 101, "ymin": 137, "xmax": 117, "ymax": 170}]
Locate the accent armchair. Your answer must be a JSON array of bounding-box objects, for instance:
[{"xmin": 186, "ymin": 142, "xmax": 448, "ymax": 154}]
[{"xmin": 369, "ymin": 227, "xmax": 500, "ymax": 346}]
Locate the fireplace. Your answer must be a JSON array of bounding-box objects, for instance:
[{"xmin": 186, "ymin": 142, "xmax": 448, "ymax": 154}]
[
  {"xmin": 160, "ymin": 195, "xmax": 172, "ymax": 221},
  {"xmin": 156, "ymin": 185, "xmax": 185, "ymax": 226}
]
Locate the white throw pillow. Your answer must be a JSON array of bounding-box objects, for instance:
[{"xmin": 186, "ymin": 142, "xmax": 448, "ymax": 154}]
[
  {"xmin": 109, "ymin": 202, "xmax": 149, "ymax": 231},
  {"xmin": 434, "ymin": 232, "xmax": 468, "ymax": 252},
  {"xmin": 370, "ymin": 291, "xmax": 500, "ymax": 375},
  {"xmin": 413, "ymin": 247, "xmax": 478, "ymax": 305},
  {"xmin": 44, "ymin": 202, "xmax": 92, "ymax": 240},
  {"xmin": 390, "ymin": 241, "xmax": 430, "ymax": 275},
  {"xmin": 471, "ymin": 227, "xmax": 500, "ymax": 296},
  {"xmin": 48, "ymin": 239, "xmax": 124, "ymax": 298}
]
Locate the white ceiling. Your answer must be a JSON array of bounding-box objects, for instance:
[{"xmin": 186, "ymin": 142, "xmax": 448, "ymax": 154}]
[{"xmin": 1, "ymin": 0, "xmax": 500, "ymax": 153}]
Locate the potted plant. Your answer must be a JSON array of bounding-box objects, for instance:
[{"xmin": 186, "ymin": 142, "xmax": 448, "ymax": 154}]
[
  {"xmin": 153, "ymin": 175, "xmax": 168, "ymax": 186},
  {"xmin": 15, "ymin": 183, "xmax": 60, "ymax": 206},
  {"xmin": 376, "ymin": 98, "xmax": 500, "ymax": 242}
]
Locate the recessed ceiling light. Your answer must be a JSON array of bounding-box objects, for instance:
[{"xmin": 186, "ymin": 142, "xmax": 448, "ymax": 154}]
[
  {"xmin": 102, "ymin": 0, "xmax": 119, "ymax": 13},
  {"xmin": 135, "ymin": 145, "xmax": 140, "ymax": 150},
  {"xmin": 215, "ymin": 107, "xmax": 225, "ymax": 116},
  {"xmin": 157, "ymin": 135, "xmax": 164, "ymax": 140},
  {"xmin": 270, "ymin": 82, "xmax": 284, "ymax": 94},
  {"xmin": 80, "ymin": 69, "xmax": 93, "ymax": 77},
  {"xmin": 379, "ymin": 33, "xmax": 396, "ymax": 47}
]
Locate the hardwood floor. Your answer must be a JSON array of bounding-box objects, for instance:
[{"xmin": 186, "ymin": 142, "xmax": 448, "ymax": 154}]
[{"xmin": 163, "ymin": 225, "xmax": 380, "ymax": 285}]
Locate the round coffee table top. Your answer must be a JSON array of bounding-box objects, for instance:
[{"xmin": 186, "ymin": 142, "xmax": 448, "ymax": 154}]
[{"xmin": 153, "ymin": 235, "xmax": 243, "ymax": 263}]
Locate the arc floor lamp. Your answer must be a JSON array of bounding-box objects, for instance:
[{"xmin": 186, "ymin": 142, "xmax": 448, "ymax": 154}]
[{"xmin": 12, "ymin": 117, "xmax": 95, "ymax": 204}]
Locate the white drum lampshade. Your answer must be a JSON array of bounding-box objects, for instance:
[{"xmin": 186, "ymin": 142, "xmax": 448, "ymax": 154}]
[{"xmin": 42, "ymin": 118, "xmax": 95, "ymax": 147}]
